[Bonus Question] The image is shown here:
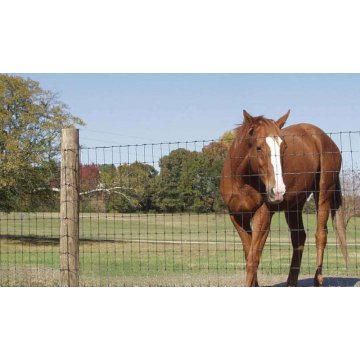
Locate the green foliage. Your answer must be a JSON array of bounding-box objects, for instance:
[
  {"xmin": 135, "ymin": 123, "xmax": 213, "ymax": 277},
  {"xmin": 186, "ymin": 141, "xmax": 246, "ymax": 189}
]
[
  {"xmin": 152, "ymin": 138, "xmax": 230, "ymax": 213},
  {"xmin": 0, "ymin": 188, "xmax": 19, "ymax": 212},
  {"xmin": 100, "ymin": 162, "xmax": 158, "ymax": 213},
  {"xmin": 219, "ymin": 129, "xmax": 235, "ymax": 147},
  {"xmin": 0, "ymin": 74, "xmax": 84, "ymax": 211},
  {"xmin": 178, "ymin": 152, "xmax": 223, "ymax": 212},
  {"xmin": 153, "ymin": 148, "xmax": 197, "ymax": 212},
  {"xmin": 84, "ymin": 133, "xmax": 233, "ymax": 214}
]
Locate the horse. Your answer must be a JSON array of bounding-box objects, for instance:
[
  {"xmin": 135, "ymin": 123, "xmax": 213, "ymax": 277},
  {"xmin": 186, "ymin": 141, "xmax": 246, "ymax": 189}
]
[{"xmin": 220, "ymin": 110, "xmax": 348, "ymax": 286}]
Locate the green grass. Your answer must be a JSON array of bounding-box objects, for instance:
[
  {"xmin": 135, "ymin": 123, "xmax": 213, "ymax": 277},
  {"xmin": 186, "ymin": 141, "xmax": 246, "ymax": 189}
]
[{"xmin": 0, "ymin": 212, "xmax": 359, "ymax": 286}]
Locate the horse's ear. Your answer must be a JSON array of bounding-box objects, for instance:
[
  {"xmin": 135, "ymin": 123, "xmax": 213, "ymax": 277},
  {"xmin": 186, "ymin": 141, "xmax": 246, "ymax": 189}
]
[
  {"xmin": 243, "ymin": 110, "xmax": 253, "ymax": 124},
  {"xmin": 276, "ymin": 110, "xmax": 290, "ymax": 129}
]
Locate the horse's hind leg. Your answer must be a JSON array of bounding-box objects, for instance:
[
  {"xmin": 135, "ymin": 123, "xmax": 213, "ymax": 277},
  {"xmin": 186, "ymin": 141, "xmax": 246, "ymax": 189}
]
[
  {"xmin": 285, "ymin": 207, "xmax": 306, "ymax": 286},
  {"xmin": 313, "ymin": 185, "xmax": 332, "ymax": 287},
  {"xmin": 313, "ymin": 143, "xmax": 342, "ymax": 286},
  {"xmin": 313, "ymin": 199, "xmax": 331, "ymax": 286}
]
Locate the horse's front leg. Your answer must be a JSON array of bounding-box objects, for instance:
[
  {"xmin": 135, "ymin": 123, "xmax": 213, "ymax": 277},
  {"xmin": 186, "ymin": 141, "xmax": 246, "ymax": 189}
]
[{"xmin": 246, "ymin": 203, "xmax": 273, "ymax": 287}]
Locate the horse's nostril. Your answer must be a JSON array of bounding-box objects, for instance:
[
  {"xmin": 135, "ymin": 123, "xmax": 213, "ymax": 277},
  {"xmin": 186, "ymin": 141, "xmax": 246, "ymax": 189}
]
[{"xmin": 268, "ymin": 187, "xmax": 285, "ymax": 203}]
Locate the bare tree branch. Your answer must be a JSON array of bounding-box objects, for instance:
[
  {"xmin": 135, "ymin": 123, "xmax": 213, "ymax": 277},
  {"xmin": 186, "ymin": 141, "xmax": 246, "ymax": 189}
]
[{"xmin": 33, "ymin": 186, "xmax": 137, "ymax": 206}]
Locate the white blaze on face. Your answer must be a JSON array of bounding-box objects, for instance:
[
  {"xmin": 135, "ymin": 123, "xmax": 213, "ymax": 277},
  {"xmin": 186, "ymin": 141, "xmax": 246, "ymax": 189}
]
[{"xmin": 265, "ymin": 136, "xmax": 286, "ymax": 196}]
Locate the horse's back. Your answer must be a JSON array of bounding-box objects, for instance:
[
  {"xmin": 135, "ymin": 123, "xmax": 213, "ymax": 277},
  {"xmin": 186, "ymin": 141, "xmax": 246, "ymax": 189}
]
[
  {"xmin": 282, "ymin": 123, "xmax": 329, "ymax": 141},
  {"xmin": 276, "ymin": 123, "xmax": 342, "ymax": 210},
  {"xmin": 282, "ymin": 123, "xmax": 341, "ymax": 167}
]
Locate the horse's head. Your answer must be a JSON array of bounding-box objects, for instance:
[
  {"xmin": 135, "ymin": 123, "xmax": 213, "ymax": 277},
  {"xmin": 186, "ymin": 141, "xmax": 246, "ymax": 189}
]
[{"xmin": 242, "ymin": 110, "xmax": 290, "ymax": 204}]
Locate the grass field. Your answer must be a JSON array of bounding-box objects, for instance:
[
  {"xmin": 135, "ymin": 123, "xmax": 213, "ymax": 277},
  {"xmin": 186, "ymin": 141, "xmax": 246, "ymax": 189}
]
[{"xmin": 0, "ymin": 212, "xmax": 359, "ymax": 286}]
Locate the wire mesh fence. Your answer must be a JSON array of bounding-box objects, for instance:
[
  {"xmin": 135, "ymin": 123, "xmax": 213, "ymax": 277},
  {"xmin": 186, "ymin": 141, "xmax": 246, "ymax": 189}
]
[{"xmin": 0, "ymin": 130, "xmax": 359, "ymax": 286}]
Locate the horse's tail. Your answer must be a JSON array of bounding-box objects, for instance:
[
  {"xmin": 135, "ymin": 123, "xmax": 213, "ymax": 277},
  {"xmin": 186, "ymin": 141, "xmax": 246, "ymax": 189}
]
[{"xmin": 331, "ymin": 178, "xmax": 348, "ymax": 265}]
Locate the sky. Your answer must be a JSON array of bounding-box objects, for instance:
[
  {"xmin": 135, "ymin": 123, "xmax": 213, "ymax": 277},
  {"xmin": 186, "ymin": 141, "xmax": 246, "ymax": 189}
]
[{"xmin": 16, "ymin": 74, "xmax": 360, "ymax": 149}]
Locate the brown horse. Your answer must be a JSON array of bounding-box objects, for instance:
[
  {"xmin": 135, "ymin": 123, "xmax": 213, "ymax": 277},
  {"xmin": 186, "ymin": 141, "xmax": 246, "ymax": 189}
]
[{"xmin": 220, "ymin": 110, "xmax": 348, "ymax": 286}]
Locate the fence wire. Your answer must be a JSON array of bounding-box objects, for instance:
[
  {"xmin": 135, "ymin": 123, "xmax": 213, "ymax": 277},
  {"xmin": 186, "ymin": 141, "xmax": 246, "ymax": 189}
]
[{"xmin": 0, "ymin": 131, "xmax": 359, "ymax": 286}]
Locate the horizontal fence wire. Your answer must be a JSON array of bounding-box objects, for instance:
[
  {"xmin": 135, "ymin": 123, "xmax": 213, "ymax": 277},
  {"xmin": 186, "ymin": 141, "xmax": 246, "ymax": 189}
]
[{"xmin": 0, "ymin": 131, "xmax": 360, "ymax": 286}]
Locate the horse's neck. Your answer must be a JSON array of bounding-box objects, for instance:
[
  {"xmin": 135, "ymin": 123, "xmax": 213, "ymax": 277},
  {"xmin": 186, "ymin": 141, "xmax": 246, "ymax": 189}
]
[
  {"xmin": 231, "ymin": 145, "xmax": 251, "ymax": 187},
  {"xmin": 235, "ymin": 155, "xmax": 250, "ymax": 179},
  {"xmin": 231, "ymin": 139, "xmax": 260, "ymax": 190}
]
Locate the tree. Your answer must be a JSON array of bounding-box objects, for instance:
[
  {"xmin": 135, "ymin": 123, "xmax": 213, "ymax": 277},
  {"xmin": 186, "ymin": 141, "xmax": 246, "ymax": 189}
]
[
  {"xmin": 100, "ymin": 162, "xmax": 158, "ymax": 212},
  {"xmin": 219, "ymin": 130, "xmax": 235, "ymax": 148},
  {"xmin": 178, "ymin": 152, "xmax": 219, "ymax": 212},
  {"xmin": 0, "ymin": 74, "xmax": 84, "ymax": 211},
  {"xmin": 80, "ymin": 164, "xmax": 101, "ymax": 192},
  {"xmin": 79, "ymin": 164, "xmax": 103, "ymax": 212},
  {"xmin": 153, "ymin": 148, "xmax": 196, "ymax": 212},
  {"xmin": 152, "ymin": 133, "xmax": 234, "ymax": 213},
  {"xmin": 202, "ymin": 141, "xmax": 229, "ymax": 164},
  {"xmin": 20, "ymin": 159, "xmax": 61, "ymax": 212},
  {"xmin": 198, "ymin": 134, "xmax": 233, "ymax": 212}
]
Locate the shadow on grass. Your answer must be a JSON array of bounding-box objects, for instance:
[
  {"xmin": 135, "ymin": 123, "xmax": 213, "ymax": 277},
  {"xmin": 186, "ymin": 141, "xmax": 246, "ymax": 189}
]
[{"xmin": 273, "ymin": 277, "xmax": 360, "ymax": 287}]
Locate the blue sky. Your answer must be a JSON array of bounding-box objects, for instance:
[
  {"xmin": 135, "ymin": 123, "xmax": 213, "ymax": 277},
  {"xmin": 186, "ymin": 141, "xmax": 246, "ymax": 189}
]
[{"xmin": 17, "ymin": 74, "xmax": 360, "ymax": 148}]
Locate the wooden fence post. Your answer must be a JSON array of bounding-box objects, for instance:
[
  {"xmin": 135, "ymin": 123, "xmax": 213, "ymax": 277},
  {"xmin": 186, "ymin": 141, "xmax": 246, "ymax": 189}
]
[{"xmin": 60, "ymin": 128, "xmax": 80, "ymax": 286}]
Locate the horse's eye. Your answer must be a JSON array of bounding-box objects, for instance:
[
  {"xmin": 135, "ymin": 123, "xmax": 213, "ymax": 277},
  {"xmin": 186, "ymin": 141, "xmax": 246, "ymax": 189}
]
[{"xmin": 256, "ymin": 146, "xmax": 261, "ymax": 152}]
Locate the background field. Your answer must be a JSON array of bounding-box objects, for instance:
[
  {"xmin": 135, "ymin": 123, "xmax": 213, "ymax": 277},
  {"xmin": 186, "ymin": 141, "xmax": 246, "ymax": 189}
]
[{"xmin": 0, "ymin": 212, "xmax": 359, "ymax": 286}]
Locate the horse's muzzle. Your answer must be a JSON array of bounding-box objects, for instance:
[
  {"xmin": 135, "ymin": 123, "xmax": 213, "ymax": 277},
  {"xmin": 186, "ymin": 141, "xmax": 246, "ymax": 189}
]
[{"xmin": 267, "ymin": 187, "xmax": 285, "ymax": 204}]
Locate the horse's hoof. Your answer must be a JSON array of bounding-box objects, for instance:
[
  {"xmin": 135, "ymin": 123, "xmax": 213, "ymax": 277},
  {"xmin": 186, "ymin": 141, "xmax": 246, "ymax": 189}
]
[
  {"xmin": 286, "ymin": 276, "xmax": 298, "ymax": 287},
  {"xmin": 314, "ymin": 275, "xmax": 324, "ymax": 287}
]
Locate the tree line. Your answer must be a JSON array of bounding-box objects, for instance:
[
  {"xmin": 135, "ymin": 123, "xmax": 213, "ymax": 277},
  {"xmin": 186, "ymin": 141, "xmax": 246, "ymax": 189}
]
[
  {"xmin": 80, "ymin": 138, "xmax": 232, "ymax": 213},
  {"xmin": 1, "ymin": 138, "xmax": 234, "ymax": 214}
]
